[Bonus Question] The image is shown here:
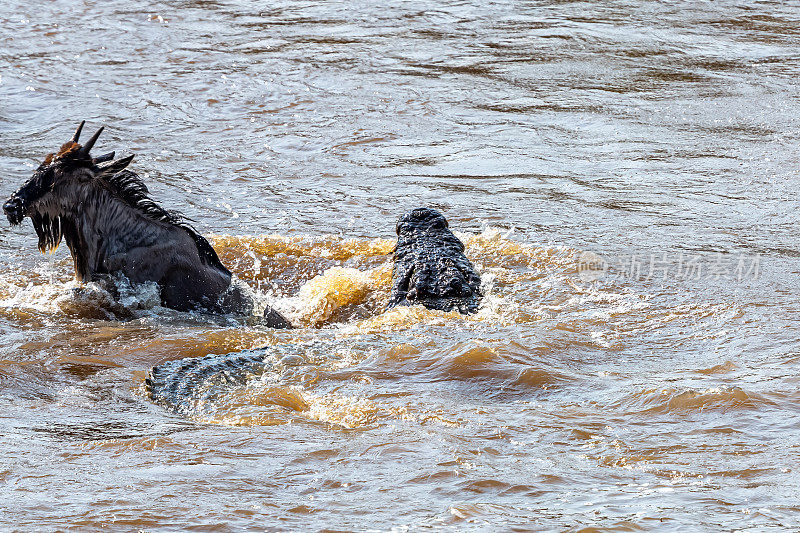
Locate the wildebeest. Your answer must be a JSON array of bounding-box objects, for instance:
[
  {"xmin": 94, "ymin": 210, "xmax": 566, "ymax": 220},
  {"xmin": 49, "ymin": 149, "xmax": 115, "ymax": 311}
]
[
  {"xmin": 390, "ymin": 207, "xmax": 483, "ymax": 314},
  {"xmin": 3, "ymin": 122, "xmax": 291, "ymax": 328}
]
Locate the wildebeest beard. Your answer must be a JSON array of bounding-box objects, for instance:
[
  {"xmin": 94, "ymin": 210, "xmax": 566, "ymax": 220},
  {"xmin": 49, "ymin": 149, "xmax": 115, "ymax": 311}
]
[
  {"xmin": 31, "ymin": 211, "xmax": 69, "ymax": 254},
  {"xmin": 390, "ymin": 207, "xmax": 483, "ymax": 314}
]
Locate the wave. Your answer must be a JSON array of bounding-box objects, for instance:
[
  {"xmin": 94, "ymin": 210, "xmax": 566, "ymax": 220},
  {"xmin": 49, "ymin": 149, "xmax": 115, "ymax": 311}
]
[
  {"xmin": 1, "ymin": 228, "xmax": 576, "ymax": 326},
  {"xmin": 612, "ymin": 386, "xmax": 775, "ymax": 415},
  {"xmin": 1, "ymin": 227, "xmax": 754, "ymax": 430}
]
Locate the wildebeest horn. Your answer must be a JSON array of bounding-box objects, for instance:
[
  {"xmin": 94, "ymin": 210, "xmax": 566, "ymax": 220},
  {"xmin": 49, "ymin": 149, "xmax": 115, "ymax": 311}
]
[
  {"xmin": 92, "ymin": 151, "xmax": 116, "ymax": 164},
  {"xmin": 80, "ymin": 126, "xmax": 104, "ymax": 155},
  {"xmin": 72, "ymin": 120, "xmax": 85, "ymax": 143}
]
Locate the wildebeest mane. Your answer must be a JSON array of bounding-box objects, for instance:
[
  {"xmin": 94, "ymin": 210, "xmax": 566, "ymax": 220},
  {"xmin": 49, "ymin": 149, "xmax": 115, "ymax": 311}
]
[{"xmin": 99, "ymin": 166, "xmax": 231, "ymax": 277}]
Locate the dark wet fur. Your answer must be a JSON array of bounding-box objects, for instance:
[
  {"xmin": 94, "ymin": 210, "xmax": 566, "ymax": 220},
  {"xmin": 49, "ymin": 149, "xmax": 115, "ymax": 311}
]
[
  {"xmin": 145, "ymin": 351, "xmax": 269, "ymax": 414},
  {"xmin": 390, "ymin": 208, "xmax": 482, "ymax": 314},
  {"xmin": 3, "ymin": 122, "xmax": 290, "ymax": 327}
]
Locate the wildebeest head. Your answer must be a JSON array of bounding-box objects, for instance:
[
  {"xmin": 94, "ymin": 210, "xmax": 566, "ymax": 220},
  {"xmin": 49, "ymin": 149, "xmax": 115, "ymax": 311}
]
[{"xmin": 3, "ymin": 121, "xmax": 130, "ymax": 252}]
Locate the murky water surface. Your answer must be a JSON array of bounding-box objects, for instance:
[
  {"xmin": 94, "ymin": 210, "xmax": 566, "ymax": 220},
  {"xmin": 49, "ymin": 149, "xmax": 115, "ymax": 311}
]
[{"xmin": 1, "ymin": 1, "xmax": 800, "ymax": 530}]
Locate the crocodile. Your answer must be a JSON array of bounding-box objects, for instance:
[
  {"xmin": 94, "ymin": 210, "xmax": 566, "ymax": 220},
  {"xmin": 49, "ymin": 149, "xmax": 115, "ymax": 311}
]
[
  {"xmin": 145, "ymin": 350, "xmax": 271, "ymax": 416},
  {"xmin": 389, "ymin": 207, "xmax": 482, "ymax": 314},
  {"xmin": 145, "ymin": 208, "xmax": 483, "ymax": 412}
]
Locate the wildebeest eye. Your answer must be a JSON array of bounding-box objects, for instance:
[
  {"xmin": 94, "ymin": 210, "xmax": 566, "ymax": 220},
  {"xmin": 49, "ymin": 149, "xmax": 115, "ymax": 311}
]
[{"xmin": 37, "ymin": 166, "xmax": 57, "ymax": 189}]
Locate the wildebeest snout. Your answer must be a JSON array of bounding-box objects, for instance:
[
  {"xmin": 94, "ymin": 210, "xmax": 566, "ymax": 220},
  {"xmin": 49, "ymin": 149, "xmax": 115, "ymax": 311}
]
[{"xmin": 3, "ymin": 196, "xmax": 25, "ymax": 225}]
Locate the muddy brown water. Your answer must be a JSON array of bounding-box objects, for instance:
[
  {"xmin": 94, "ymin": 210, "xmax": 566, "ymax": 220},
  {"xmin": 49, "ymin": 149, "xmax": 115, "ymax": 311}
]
[{"xmin": 1, "ymin": 1, "xmax": 800, "ymax": 531}]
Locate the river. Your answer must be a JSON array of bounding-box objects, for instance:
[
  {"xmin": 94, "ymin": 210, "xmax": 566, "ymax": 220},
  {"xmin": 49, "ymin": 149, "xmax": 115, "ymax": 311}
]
[{"xmin": 1, "ymin": 0, "xmax": 800, "ymax": 530}]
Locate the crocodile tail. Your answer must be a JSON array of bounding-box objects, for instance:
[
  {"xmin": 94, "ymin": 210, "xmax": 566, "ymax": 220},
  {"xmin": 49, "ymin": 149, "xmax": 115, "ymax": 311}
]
[{"xmin": 145, "ymin": 351, "xmax": 268, "ymax": 413}]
